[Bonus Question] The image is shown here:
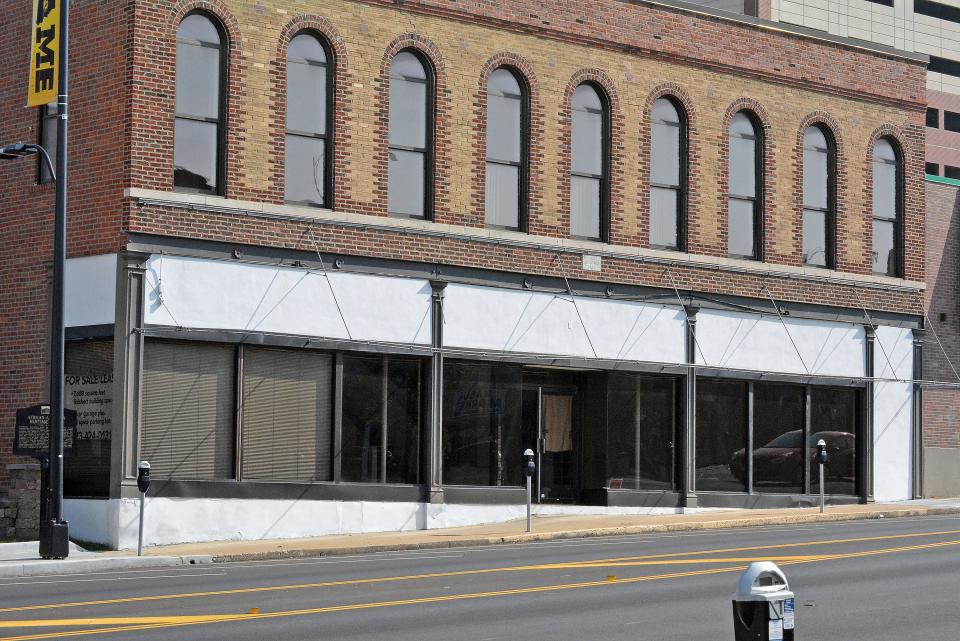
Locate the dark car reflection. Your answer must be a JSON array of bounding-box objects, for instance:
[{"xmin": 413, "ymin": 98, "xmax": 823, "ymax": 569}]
[{"xmin": 730, "ymin": 430, "xmax": 855, "ymax": 485}]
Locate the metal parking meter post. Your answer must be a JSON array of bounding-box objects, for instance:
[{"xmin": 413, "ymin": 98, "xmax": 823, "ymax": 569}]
[
  {"xmin": 732, "ymin": 562, "xmax": 795, "ymax": 641},
  {"xmin": 524, "ymin": 449, "xmax": 535, "ymax": 533},
  {"xmin": 136, "ymin": 461, "xmax": 151, "ymax": 556},
  {"xmin": 816, "ymin": 439, "xmax": 828, "ymax": 514}
]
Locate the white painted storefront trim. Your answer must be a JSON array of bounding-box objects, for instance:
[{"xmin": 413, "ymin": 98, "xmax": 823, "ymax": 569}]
[{"xmin": 66, "ymin": 498, "xmax": 702, "ymax": 549}]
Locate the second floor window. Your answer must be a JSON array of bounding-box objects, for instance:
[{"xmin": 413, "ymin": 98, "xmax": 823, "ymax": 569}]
[
  {"xmin": 728, "ymin": 111, "xmax": 761, "ymax": 259},
  {"xmin": 174, "ymin": 12, "xmax": 224, "ymax": 195},
  {"xmin": 485, "ymin": 68, "xmax": 526, "ymax": 230},
  {"xmin": 872, "ymin": 138, "xmax": 903, "ymax": 277},
  {"xmin": 649, "ymin": 97, "xmax": 686, "ymax": 250},
  {"xmin": 802, "ymin": 126, "xmax": 834, "ymax": 268},
  {"xmin": 388, "ymin": 50, "xmax": 433, "ymax": 219},
  {"xmin": 570, "ymin": 83, "xmax": 608, "ymax": 241},
  {"xmin": 285, "ymin": 33, "xmax": 331, "ymax": 207}
]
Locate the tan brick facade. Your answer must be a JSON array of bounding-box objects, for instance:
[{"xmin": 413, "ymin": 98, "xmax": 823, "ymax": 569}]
[{"xmin": 0, "ymin": 0, "xmax": 931, "ymax": 487}]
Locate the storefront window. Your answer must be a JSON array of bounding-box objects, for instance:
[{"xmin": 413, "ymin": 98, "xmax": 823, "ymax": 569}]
[
  {"xmin": 606, "ymin": 374, "xmax": 677, "ymax": 490},
  {"xmin": 341, "ymin": 355, "xmax": 421, "ymax": 484},
  {"xmin": 64, "ymin": 340, "xmax": 114, "ymax": 498},
  {"xmin": 241, "ymin": 347, "xmax": 333, "ymax": 482},
  {"xmin": 696, "ymin": 379, "xmax": 748, "ymax": 492},
  {"xmin": 752, "ymin": 383, "xmax": 805, "ymax": 494},
  {"xmin": 442, "ymin": 361, "xmax": 524, "ymax": 486},
  {"xmin": 810, "ymin": 387, "xmax": 857, "ymax": 496}
]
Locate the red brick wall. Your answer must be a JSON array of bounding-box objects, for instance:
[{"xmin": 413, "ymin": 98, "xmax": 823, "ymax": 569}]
[
  {"xmin": 924, "ymin": 180, "xmax": 960, "ymax": 449},
  {"xmin": 0, "ymin": 0, "xmax": 131, "ymax": 486}
]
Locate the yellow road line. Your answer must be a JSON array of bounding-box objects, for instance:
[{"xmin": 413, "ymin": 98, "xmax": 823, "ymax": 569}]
[
  {"xmin": 0, "ymin": 566, "xmax": 744, "ymax": 640},
  {"xmin": 1, "ymin": 528, "xmax": 957, "ymax": 616},
  {"xmin": 1, "ymin": 536, "xmax": 958, "ymax": 640}
]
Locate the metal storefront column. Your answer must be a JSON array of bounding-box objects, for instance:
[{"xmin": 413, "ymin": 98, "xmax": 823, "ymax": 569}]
[
  {"xmin": 682, "ymin": 305, "xmax": 699, "ymax": 509},
  {"xmin": 861, "ymin": 325, "xmax": 875, "ymax": 503},
  {"xmin": 426, "ymin": 281, "xmax": 447, "ymax": 503},
  {"xmin": 912, "ymin": 327, "xmax": 924, "ymax": 499},
  {"xmin": 111, "ymin": 252, "xmax": 149, "ymax": 499}
]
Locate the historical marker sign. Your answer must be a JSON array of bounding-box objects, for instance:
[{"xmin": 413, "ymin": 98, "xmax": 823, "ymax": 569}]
[{"xmin": 13, "ymin": 405, "xmax": 77, "ymax": 458}]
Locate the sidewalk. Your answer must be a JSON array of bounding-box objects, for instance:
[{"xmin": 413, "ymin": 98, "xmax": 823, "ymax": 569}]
[
  {"xmin": 2, "ymin": 499, "xmax": 957, "ymax": 576},
  {"xmin": 0, "ymin": 540, "xmax": 212, "ymax": 578},
  {"xmin": 147, "ymin": 498, "xmax": 960, "ymax": 563}
]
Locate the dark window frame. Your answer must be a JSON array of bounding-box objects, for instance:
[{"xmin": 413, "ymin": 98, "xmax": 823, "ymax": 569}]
[
  {"xmin": 728, "ymin": 110, "xmax": 764, "ymax": 261},
  {"xmin": 173, "ymin": 9, "xmax": 228, "ymax": 197},
  {"xmin": 484, "ymin": 66, "xmax": 531, "ymax": 233},
  {"xmin": 802, "ymin": 124, "xmax": 837, "ymax": 270},
  {"xmin": 569, "ymin": 81, "xmax": 611, "ymax": 243},
  {"xmin": 926, "ymin": 107, "xmax": 940, "ymax": 128},
  {"xmin": 929, "ymin": 56, "xmax": 960, "ymax": 78},
  {"xmin": 915, "ymin": 0, "xmax": 960, "ymax": 23},
  {"xmin": 37, "ymin": 102, "xmax": 57, "ymax": 184},
  {"xmin": 871, "ymin": 136, "xmax": 905, "ymax": 278},
  {"xmin": 648, "ymin": 95, "xmax": 689, "ymax": 252},
  {"xmin": 284, "ymin": 30, "xmax": 335, "ymax": 209},
  {"xmin": 387, "ymin": 48, "xmax": 436, "ymax": 221}
]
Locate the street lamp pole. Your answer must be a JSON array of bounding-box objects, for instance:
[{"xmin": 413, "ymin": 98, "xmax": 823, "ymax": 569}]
[{"xmin": 42, "ymin": 0, "xmax": 71, "ymax": 559}]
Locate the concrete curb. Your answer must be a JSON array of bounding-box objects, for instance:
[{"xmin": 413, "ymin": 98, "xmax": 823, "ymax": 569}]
[
  {"xmin": 0, "ymin": 554, "xmax": 213, "ymax": 578},
  {"xmin": 210, "ymin": 506, "xmax": 960, "ymax": 563}
]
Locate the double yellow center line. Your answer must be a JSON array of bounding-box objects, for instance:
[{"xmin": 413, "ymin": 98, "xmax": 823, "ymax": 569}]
[{"xmin": 0, "ymin": 528, "xmax": 958, "ymax": 641}]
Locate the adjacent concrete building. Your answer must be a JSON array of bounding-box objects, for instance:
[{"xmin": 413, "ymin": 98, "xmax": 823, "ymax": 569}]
[{"xmin": 0, "ymin": 0, "xmax": 933, "ymax": 548}]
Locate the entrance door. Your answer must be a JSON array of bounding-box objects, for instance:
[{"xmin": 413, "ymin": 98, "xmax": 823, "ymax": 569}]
[{"xmin": 522, "ymin": 387, "xmax": 577, "ymax": 502}]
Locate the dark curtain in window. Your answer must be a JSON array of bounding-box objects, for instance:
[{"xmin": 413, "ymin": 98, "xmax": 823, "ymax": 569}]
[
  {"xmin": 485, "ymin": 68, "xmax": 524, "ymax": 229},
  {"xmin": 174, "ymin": 13, "xmax": 223, "ymax": 194},
  {"xmin": 285, "ymin": 33, "xmax": 329, "ymax": 207}
]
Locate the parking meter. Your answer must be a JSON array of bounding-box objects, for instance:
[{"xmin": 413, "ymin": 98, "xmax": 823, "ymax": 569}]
[
  {"xmin": 732, "ymin": 562, "xmax": 795, "ymax": 641},
  {"xmin": 816, "ymin": 439, "xmax": 828, "ymax": 513},
  {"xmin": 137, "ymin": 461, "xmax": 151, "ymax": 494},
  {"xmin": 524, "ymin": 449, "xmax": 535, "ymax": 533},
  {"xmin": 816, "ymin": 440, "xmax": 828, "ymax": 465},
  {"xmin": 136, "ymin": 461, "xmax": 151, "ymax": 556}
]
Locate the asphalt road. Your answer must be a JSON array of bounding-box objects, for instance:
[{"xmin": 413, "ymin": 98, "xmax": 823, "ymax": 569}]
[{"xmin": 1, "ymin": 515, "xmax": 959, "ymax": 641}]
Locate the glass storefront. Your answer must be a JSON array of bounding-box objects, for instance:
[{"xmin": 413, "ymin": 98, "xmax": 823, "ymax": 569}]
[
  {"xmin": 606, "ymin": 374, "xmax": 677, "ymax": 490},
  {"xmin": 752, "ymin": 383, "xmax": 805, "ymax": 494},
  {"xmin": 341, "ymin": 355, "xmax": 422, "ymax": 484},
  {"xmin": 810, "ymin": 387, "xmax": 858, "ymax": 496},
  {"xmin": 442, "ymin": 361, "xmax": 524, "ymax": 486},
  {"xmin": 64, "ymin": 340, "xmax": 114, "ymax": 498},
  {"xmin": 696, "ymin": 379, "xmax": 748, "ymax": 492}
]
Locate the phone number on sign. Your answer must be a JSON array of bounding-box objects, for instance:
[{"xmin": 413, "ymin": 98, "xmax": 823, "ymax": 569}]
[{"xmin": 77, "ymin": 430, "xmax": 111, "ymax": 441}]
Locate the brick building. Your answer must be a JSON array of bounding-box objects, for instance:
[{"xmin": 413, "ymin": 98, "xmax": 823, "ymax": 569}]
[{"xmin": 0, "ymin": 0, "xmax": 935, "ymax": 548}]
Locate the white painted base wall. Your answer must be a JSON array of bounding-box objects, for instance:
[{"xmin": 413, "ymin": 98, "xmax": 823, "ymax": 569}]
[{"xmin": 65, "ymin": 498, "xmax": 689, "ymax": 550}]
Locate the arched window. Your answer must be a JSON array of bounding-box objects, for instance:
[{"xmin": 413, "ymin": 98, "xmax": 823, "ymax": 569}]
[
  {"xmin": 650, "ymin": 97, "xmax": 686, "ymax": 250},
  {"xmin": 285, "ymin": 33, "xmax": 331, "ymax": 207},
  {"xmin": 388, "ymin": 50, "xmax": 433, "ymax": 219},
  {"xmin": 174, "ymin": 12, "xmax": 225, "ymax": 194},
  {"xmin": 485, "ymin": 68, "xmax": 527, "ymax": 230},
  {"xmin": 872, "ymin": 138, "xmax": 903, "ymax": 276},
  {"xmin": 802, "ymin": 126, "xmax": 835, "ymax": 268},
  {"xmin": 728, "ymin": 111, "xmax": 762, "ymax": 259},
  {"xmin": 570, "ymin": 83, "xmax": 608, "ymax": 241}
]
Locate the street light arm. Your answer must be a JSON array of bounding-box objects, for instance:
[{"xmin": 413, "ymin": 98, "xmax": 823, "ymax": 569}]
[{"xmin": 0, "ymin": 141, "xmax": 56, "ymax": 182}]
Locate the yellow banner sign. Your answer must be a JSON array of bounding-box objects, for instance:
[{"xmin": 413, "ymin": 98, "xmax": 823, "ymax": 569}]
[{"xmin": 27, "ymin": 0, "xmax": 59, "ymax": 107}]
